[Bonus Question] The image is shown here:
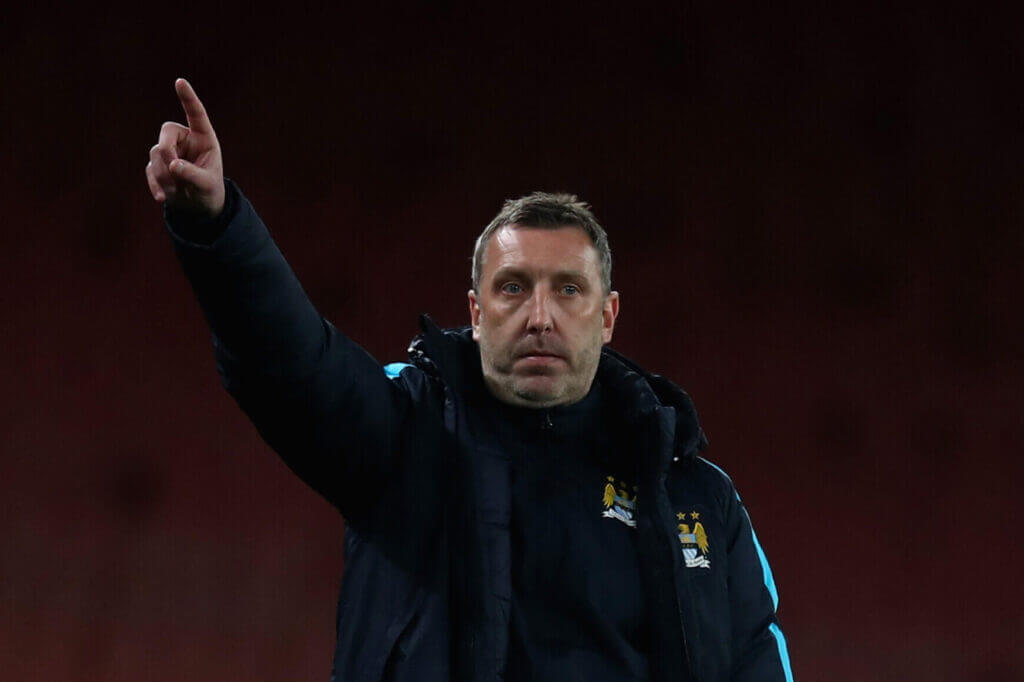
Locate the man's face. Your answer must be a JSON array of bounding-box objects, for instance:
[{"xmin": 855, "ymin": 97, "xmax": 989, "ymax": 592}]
[{"xmin": 468, "ymin": 224, "xmax": 619, "ymax": 408}]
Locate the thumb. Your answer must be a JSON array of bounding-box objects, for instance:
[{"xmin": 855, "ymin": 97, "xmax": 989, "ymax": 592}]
[{"xmin": 169, "ymin": 158, "xmax": 211, "ymax": 190}]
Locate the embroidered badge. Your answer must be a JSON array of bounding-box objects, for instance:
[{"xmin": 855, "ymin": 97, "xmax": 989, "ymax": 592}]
[
  {"xmin": 677, "ymin": 511, "xmax": 711, "ymax": 569},
  {"xmin": 602, "ymin": 476, "xmax": 638, "ymax": 528}
]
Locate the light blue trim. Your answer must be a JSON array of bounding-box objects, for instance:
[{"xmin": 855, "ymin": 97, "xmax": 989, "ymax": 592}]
[
  {"xmin": 700, "ymin": 456, "xmax": 791, "ymax": 678},
  {"xmin": 769, "ymin": 622, "xmax": 795, "ymax": 682},
  {"xmin": 699, "ymin": 457, "xmax": 778, "ymax": 606},
  {"xmin": 750, "ymin": 524, "xmax": 779, "ymax": 610},
  {"xmin": 698, "ymin": 456, "xmax": 742, "ymax": 501},
  {"xmin": 383, "ymin": 362, "xmax": 413, "ymax": 379}
]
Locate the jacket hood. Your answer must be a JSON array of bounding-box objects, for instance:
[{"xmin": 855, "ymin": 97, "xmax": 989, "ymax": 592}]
[{"xmin": 407, "ymin": 315, "xmax": 709, "ymax": 465}]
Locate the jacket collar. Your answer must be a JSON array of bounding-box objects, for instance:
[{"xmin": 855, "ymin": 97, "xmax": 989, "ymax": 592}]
[{"xmin": 408, "ymin": 314, "xmax": 708, "ymax": 465}]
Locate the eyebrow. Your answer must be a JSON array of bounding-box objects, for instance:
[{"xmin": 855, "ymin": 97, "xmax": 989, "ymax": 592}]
[{"xmin": 491, "ymin": 266, "xmax": 589, "ymax": 284}]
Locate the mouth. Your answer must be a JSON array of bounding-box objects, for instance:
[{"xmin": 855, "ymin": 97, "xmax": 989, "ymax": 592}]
[
  {"xmin": 515, "ymin": 350, "xmax": 565, "ymax": 367},
  {"xmin": 517, "ymin": 349, "xmax": 563, "ymax": 359}
]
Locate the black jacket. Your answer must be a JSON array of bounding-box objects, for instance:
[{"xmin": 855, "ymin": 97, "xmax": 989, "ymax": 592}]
[{"xmin": 166, "ymin": 180, "xmax": 794, "ymax": 682}]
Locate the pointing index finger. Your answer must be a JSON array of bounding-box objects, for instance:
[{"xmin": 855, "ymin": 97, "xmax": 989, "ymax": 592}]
[{"xmin": 175, "ymin": 78, "xmax": 215, "ymax": 135}]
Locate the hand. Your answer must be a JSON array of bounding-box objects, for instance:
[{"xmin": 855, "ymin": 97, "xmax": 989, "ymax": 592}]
[{"xmin": 145, "ymin": 78, "xmax": 225, "ymax": 217}]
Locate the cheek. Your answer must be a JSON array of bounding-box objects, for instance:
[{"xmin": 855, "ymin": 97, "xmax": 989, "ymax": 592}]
[
  {"xmin": 571, "ymin": 312, "xmax": 608, "ymax": 354},
  {"xmin": 576, "ymin": 307, "xmax": 607, "ymax": 333},
  {"xmin": 477, "ymin": 316, "xmax": 508, "ymax": 350},
  {"xmin": 483, "ymin": 305, "xmax": 517, "ymax": 333}
]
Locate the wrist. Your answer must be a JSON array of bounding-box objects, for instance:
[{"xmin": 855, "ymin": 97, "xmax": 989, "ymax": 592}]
[{"xmin": 165, "ymin": 179, "xmax": 237, "ymax": 244}]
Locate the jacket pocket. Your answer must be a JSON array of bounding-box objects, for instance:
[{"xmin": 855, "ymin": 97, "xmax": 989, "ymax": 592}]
[
  {"xmin": 375, "ymin": 601, "xmax": 421, "ymax": 682},
  {"xmin": 379, "ymin": 589, "xmax": 451, "ymax": 682}
]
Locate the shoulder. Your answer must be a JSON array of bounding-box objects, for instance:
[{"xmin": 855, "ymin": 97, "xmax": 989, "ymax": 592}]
[
  {"xmin": 691, "ymin": 456, "xmax": 742, "ymax": 501},
  {"xmin": 381, "ymin": 361, "xmax": 445, "ymax": 409},
  {"xmin": 667, "ymin": 455, "xmax": 742, "ymax": 519}
]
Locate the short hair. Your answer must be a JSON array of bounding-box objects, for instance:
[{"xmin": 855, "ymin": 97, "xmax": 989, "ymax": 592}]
[{"xmin": 472, "ymin": 191, "xmax": 612, "ymax": 294}]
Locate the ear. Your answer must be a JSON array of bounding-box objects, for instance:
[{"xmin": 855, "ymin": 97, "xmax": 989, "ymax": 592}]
[
  {"xmin": 601, "ymin": 291, "xmax": 620, "ymax": 344},
  {"xmin": 468, "ymin": 289, "xmax": 482, "ymax": 340}
]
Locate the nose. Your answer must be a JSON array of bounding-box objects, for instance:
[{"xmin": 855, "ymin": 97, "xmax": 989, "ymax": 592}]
[{"xmin": 526, "ymin": 288, "xmax": 553, "ymax": 334}]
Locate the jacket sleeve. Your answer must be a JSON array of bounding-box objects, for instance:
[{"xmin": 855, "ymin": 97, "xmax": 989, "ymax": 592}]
[
  {"xmin": 164, "ymin": 179, "xmax": 428, "ymax": 514},
  {"xmin": 718, "ymin": 468, "xmax": 795, "ymax": 682}
]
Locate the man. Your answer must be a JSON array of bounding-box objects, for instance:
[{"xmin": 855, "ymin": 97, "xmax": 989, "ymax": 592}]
[{"xmin": 146, "ymin": 78, "xmax": 794, "ymax": 682}]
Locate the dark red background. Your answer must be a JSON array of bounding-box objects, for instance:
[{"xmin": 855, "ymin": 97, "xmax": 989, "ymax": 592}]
[{"xmin": 2, "ymin": 3, "xmax": 1021, "ymax": 680}]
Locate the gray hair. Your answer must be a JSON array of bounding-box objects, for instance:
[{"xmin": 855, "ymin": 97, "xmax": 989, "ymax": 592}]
[{"xmin": 472, "ymin": 191, "xmax": 612, "ymax": 294}]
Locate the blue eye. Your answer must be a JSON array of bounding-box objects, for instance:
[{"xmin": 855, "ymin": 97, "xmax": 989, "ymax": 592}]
[
  {"xmin": 562, "ymin": 285, "xmax": 579, "ymax": 295},
  {"xmin": 502, "ymin": 282, "xmax": 522, "ymax": 294}
]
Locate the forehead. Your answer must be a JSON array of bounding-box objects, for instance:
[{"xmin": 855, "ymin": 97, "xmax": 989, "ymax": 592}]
[{"xmin": 484, "ymin": 224, "xmax": 601, "ymax": 281}]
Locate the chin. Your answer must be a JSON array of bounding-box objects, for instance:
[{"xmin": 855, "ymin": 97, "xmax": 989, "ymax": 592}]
[
  {"xmin": 514, "ymin": 378, "xmax": 580, "ymax": 407},
  {"xmin": 511, "ymin": 378, "xmax": 561, "ymax": 404}
]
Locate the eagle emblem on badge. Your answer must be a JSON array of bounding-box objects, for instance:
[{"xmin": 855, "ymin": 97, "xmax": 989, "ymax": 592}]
[
  {"xmin": 677, "ymin": 511, "xmax": 711, "ymax": 569},
  {"xmin": 602, "ymin": 476, "xmax": 638, "ymax": 528}
]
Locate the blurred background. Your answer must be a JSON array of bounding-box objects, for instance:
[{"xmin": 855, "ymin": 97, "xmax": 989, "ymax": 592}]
[{"xmin": 2, "ymin": 2, "xmax": 1021, "ymax": 680}]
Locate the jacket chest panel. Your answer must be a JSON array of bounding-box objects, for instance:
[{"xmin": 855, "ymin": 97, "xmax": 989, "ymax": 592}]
[
  {"xmin": 470, "ymin": 443, "xmax": 512, "ymax": 529},
  {"xmin": 668, "ymin": 502, "xmax": 725, "ymax": 586}
]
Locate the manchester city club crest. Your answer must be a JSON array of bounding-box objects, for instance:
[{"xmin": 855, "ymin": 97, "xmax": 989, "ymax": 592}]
[
  {"xmin": 677, "ymin": 511, "xmax": 711, "ymax": 569},
  {"xmin": 602, "ymin": 476, "xmax": 638, "ymax": 528}
]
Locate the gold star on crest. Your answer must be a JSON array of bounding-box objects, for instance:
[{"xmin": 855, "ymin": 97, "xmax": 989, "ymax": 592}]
[
  {"xmin": 691, "ymin": 511, "xmax": 700, "ymax": 520},
  {"xmin": 677, "ymin": 512, "xmax": 686, "ymax": 520}
]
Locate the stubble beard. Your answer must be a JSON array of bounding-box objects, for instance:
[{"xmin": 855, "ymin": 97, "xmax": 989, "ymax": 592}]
[{"xmin": 478, "ymin": 332, "xmax": 603, "ymax": 408}]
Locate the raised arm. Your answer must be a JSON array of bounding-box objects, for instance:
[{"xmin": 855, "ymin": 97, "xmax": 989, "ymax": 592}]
[{"xmin": 145, "ymin": 79, "xmax": 431, "ymax": 514}]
